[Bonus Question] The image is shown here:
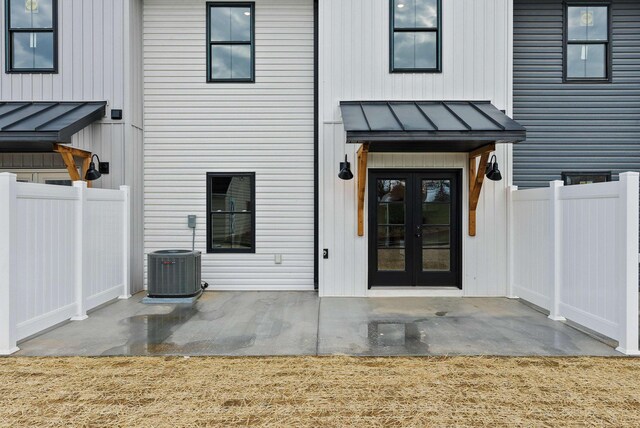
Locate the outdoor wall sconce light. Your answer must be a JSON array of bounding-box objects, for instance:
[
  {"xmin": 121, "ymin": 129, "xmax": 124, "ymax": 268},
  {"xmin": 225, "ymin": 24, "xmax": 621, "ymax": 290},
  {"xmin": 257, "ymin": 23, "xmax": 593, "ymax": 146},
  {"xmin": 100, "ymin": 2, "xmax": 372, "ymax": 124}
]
[
  {"xmin": 338, "ymin": 154, "xmax": 354, "ymax": 180},
  {"xmin": 85, "ymin": 154, "xmax": 109, "ymax": 181},
  {"xmin": 485, "ymin": 155, "xmax": 502, "ymax": 182}
]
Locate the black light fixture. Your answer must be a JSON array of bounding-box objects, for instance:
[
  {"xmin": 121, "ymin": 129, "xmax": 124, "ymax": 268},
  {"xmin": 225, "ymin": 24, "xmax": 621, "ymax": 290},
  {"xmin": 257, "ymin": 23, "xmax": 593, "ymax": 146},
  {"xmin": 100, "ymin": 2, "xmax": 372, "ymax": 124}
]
[
  {"xmin": 85, "ymin": 154, "xmax": 105, "ymax": 181},
  {"xmin": 338, "ymin": 154, "xmax": 354, "ymax": 180},
  {"xmin": 485, "ymin": 154, "xmax": 502, "ymax": 182}
]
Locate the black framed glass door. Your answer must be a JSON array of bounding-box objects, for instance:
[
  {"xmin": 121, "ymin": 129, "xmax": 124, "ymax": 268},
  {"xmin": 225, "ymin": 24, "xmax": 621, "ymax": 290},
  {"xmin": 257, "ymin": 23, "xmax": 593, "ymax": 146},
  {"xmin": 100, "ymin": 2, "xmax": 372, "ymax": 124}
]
[{"xmin": 368, "ymin": 169, "xmax": 461, "ymax": 288}]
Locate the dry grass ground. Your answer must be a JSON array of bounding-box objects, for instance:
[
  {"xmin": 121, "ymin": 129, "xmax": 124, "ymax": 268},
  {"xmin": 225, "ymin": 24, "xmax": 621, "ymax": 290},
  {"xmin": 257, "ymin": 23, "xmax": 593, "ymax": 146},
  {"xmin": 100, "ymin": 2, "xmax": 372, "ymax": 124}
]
[{"xmin": 1, "ymin": 356, "xmax": 639, "ymax": 427}]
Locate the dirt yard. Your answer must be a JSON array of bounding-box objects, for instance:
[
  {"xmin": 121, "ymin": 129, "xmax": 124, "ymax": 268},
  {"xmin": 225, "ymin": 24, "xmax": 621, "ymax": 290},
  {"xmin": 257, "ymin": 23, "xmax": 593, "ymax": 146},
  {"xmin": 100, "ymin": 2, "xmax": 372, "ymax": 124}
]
[{"xmin": 1, "ymin": 356, "xmax": 639, "ymax": 427}]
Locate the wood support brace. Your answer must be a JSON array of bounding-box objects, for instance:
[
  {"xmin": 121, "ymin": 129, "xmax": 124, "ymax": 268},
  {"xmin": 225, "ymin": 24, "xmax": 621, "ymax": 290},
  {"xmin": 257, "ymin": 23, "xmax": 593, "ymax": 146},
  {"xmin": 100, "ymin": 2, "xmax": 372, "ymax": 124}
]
[
  {"xmin": 468, "ymin": 143, "xmax": 495, "ymax": 237},
  {"xmin": 53, "ymin": 144, "xmax": 93, "ymax": 188},
  {"xmin": 357, "ymin": 143, "xmax": 369, "ymax": 237}
]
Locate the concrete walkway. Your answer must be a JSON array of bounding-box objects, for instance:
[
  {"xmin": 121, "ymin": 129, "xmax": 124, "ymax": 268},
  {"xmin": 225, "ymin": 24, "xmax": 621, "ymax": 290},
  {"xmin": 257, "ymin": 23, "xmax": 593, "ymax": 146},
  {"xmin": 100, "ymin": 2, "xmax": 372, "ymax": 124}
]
[{"xmin": 15, "ymin": 291, "xmax": 620, "ymax": 357}]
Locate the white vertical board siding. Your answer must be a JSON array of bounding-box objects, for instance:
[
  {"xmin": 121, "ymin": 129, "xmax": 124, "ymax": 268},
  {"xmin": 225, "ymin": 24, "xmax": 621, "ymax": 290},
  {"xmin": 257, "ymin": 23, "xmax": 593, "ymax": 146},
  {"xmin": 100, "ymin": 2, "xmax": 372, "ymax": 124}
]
[
  {"xmin": 143, "ymin": 0, "xmax": 315, "ymax": 290},
  {"xmin": 319, "ymin": 0, "xmax": 512, "ymax": 296},
  {"xmin": 511, "ymin": 188, "xmax": 552, "ymax": 308},
  {"xmin": 0, "ymin": 0, "xmax": 127, "ymax": 174},
  {"xmin": 126, "ymin": 0, "xmax": 146, "ymax": 293},
  {"xmin": 0, "ymin": 0, "xmax": 125, "ymax": 103}
]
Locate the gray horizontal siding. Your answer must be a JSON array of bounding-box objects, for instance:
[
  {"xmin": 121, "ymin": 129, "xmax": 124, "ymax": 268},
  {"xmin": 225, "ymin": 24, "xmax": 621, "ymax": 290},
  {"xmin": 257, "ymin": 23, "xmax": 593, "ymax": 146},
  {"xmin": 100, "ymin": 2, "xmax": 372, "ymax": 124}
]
[{"xmin": 513, "ymin": 0, "xmax": 640, "ymax": 188}]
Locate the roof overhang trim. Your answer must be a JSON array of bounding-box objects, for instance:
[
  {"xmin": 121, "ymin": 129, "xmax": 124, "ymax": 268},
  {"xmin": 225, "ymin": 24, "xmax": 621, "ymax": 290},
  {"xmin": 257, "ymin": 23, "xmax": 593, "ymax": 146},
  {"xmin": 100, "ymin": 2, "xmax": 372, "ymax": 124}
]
[
  {"xmin": 340, "ymin": 101, "xmax": 526, "ymax": 152},
  {"xmin": 0, "ymin": 101, "xmax": 107, "ymax": 153}
]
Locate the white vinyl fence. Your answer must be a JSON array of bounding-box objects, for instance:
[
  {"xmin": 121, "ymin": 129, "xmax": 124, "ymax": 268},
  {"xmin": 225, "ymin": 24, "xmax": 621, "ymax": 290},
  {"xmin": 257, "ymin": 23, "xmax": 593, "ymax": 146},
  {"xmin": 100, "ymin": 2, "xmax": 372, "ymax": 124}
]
[
  {"xmin": 509, "ymin": 172, "xmax": 639, "ymax": 355},
  {"xmin": 0, "ymin": 172, "xmax": 130, "ymax": 355}
]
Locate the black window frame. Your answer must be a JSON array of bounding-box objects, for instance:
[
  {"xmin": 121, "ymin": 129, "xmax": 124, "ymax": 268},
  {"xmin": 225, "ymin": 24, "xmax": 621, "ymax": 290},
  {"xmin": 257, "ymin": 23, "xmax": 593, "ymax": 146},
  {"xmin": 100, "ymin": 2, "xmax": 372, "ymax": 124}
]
[
  {"xmin": 389, "ymin": 0, "xmax": 442, "ymax": 73},
  {"xmin": 206, "ymin": 1, "xmax": 255, "ymax": 83},
  {"xmin": 563, "ymin": 2, "xmax": 612, "ymax": 83},
  {"xmin": 206, "ymin": 172, "xmax": 256, "ymax": 253},
  {"xmin": 5, "ymin": 0, "xmax": 58, "ymax": 74},
  {"xmin": 562, "ymin": 171, "xmax": 612, "ymax": 185}
]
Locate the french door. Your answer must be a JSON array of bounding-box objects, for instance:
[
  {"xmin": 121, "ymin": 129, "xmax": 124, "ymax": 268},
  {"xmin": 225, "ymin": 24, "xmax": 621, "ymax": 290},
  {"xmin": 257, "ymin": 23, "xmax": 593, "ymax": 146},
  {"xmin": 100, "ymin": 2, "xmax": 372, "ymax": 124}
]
[{"xmin": 368, "ymin": 170, "xmax": 461, "ymax": 288}]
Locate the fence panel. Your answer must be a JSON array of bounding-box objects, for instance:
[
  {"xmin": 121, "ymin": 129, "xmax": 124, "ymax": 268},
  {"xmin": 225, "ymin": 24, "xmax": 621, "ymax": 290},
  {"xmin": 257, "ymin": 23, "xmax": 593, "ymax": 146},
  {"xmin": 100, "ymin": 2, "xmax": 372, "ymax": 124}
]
[
  {"xmin": 509, "ymin": 172, "xmax": 639, "ymax": 354},
  {"xmin": 511, "ymin": 187, "xmax": 553, "ymax": 309},
  {"xmin": 559, "ymin": 182, "xmax": 621, "ymax": 340},
  {"xmin": 83, "ymin": 187, "xmax": 128, "ymax": 311},
  {"xmin": 13, "ymin": 183, "xmax": 78, "ymax": 340},
  {"xmin": 0, "ymin": 173, "xmax": 130, "ymax": 354}
]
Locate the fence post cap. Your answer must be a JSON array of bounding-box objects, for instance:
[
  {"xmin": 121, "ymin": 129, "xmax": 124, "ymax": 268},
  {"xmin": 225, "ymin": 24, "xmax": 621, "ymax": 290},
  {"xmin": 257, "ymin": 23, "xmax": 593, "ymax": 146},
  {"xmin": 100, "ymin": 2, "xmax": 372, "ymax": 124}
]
[
  {"xmin": 620, "ymin": 171, "xmax": 639, "ymax": 178},
  {"xmin": 0, "ymin": 172, "xmax": 17, "ymax": 180},
  {"xmin": 549, "ymin": 180, "xmax": 564, "ymax": 188},
  {"xmin": 72, "ymin": 181, "xmax": 87, "ymax": 189}
]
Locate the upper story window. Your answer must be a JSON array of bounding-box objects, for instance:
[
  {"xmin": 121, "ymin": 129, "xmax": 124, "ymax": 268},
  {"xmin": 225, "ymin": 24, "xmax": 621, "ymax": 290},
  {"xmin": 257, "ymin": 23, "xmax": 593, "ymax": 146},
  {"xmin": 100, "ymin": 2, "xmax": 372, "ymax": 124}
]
[
  {"xmin": 206, "ymin": 2, "xmax": 255, "ymax": 83},
  {"xmin": 564, "ymin": 4, "xmax": 611, "ymax": 82},
  {"xmin": 6, "ymin": 0, "xmax": 57, "ymax": 73},
  {"xmin": 390, "ymin": 0, "xmax": 441, "ymax": 73}
]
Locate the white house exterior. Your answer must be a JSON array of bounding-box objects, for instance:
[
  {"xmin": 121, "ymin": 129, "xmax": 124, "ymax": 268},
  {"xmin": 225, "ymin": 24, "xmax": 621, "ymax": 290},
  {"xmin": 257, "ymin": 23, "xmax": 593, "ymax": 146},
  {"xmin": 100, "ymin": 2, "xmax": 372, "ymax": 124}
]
[
  {"xmin": 142, "ymin": 0, "xmax": 316, "ymax": 291},
  {"xmin": 0, "ymin": 0, "xmax": 145, "ymax": 293},
  {"xmin": 319, "ymin": 0, "xmax": 515, "ymax": 296},
  {"xmin": 0, "ymin": 0, "xmax": 521, "ymax": 297},
  {"xmin": 1, "ymin": 1, "xmax": 638, "ymax": 355}
]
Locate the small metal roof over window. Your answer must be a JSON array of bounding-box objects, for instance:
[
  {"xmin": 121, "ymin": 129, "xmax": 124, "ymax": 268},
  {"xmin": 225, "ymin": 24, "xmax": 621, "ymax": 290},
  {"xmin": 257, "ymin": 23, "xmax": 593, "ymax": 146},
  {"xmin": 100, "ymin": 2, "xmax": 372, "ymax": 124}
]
[
  {"xmin": 339, "ymin": 101, "xmax": 526, "ymax": 152},
  {"xmin": 0, "ymin": 102, "xmax": 107, "ymax": 152}
]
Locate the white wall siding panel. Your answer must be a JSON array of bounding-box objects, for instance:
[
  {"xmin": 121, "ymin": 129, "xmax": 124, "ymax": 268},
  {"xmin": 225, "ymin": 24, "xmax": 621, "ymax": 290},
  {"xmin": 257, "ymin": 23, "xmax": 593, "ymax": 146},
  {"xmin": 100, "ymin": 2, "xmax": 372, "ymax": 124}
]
[
  {"xmin": 319, "ymin": 0, "xmax": 512, "ymax": 296},
  {"xmin": 143, "ymin": 0, "xmax": 315, "ymax": 290},
  {"xmin": 126, "ymin": 0, "xmax": 145, "ymax": 293},
  {"xmin": 0, "ymin": 0, "xmax": 125, "ymax": 105}
]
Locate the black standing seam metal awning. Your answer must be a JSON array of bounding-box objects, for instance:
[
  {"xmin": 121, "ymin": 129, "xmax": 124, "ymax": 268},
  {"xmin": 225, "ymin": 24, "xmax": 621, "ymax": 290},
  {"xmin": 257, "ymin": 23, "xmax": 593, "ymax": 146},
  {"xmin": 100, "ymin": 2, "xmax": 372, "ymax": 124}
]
[
  {"xmin": 339, "ymin": 101, "xmax": 526, "ymax": 152},
  {"xmin": 0, "ymin": 101, "xmax": 107, "ymax": 153}
]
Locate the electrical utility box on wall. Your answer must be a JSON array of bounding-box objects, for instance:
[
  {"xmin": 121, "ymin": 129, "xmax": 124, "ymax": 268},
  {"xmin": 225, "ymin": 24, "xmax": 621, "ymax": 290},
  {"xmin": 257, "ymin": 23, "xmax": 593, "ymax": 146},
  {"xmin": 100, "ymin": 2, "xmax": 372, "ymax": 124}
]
[{"xmin": 148, "ymin": 250, "xmax": 201, "ymax": 297}]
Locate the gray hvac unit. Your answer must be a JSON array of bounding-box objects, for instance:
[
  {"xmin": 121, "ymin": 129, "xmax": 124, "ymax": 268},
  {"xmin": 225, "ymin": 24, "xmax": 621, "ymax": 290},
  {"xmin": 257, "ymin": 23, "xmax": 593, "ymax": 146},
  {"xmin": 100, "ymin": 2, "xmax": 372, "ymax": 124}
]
[{"xmin": 148, "ymin": 250, "xmax": 202, "ymax": 297}]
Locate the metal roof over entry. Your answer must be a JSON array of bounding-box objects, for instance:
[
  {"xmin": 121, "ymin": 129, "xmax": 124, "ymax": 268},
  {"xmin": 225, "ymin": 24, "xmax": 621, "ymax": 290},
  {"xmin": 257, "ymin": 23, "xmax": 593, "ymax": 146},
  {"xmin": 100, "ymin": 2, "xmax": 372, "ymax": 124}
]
[
  {"xmin": 339, "ymin": 101, "xmax": 526, "ymax": 152},
  {"xmin": 0, "ymin": 102, "xmax": 107, "ymax": 152}
]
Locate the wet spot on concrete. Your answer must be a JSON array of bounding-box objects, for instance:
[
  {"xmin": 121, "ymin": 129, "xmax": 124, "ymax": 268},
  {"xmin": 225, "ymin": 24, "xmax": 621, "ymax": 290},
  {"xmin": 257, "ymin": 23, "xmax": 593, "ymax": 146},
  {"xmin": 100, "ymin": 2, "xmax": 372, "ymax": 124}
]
[
  {"xmin": 367, "ymin": 321, "xmax": 429, "ymax": 353},
  {"xmin": 435, "ymin": 311, "xmax": 448, "ymax": 317}
]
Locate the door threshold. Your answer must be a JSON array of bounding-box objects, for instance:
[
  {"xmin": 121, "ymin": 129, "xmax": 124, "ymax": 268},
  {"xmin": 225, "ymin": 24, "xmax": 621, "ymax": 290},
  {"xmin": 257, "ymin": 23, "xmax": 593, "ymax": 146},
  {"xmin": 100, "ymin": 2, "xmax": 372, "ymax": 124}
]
[{"xmin": 367, "ymin": 287, "xmax": 463, "ymax": 297}]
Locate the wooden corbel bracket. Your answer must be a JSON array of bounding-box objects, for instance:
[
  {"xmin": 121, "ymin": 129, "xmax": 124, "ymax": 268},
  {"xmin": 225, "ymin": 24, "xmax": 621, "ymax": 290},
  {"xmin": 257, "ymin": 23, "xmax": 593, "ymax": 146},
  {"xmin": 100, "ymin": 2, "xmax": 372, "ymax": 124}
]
[
  {"xmin": 468, "ymin": 143, "xmax": 495, "ymax": 236},
  {"xmin": 53, "ymin": 143, "xmax": 93, "ymax": 187},
  {"xmin": 357, "ymin": 143, "xmax": 369, "ymax": 237}
]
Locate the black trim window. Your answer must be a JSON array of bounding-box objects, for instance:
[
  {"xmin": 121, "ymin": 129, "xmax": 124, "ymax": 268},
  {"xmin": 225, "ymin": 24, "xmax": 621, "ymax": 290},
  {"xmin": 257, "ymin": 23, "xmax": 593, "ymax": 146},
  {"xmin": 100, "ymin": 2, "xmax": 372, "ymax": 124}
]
[
  {"xmin": 562, "ymin": 171, "xmax": 611, "ymax": 185},
  {"xmin": 390, "ymin": 0, "xmax": 441, "ymax": 73},
  {"xmin": 564, "ymin": 4, "xmax": 611, "ymax": 81},
  {"xmin": 206, "ymin": 2, "xmax": 255, "ymax": 82},
  {"xmin": 206, "ymin": 173, "xmax": 255, "ymax": 253},
  {"xmin": 5, "ymin": 0, "xmax": 57, "ymax": 73}
]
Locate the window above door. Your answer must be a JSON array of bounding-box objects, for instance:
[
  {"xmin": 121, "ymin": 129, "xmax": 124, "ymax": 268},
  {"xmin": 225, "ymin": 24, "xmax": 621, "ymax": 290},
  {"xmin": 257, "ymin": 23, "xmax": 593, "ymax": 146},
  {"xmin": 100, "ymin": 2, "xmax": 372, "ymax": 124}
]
[
  {"xmin": 564, "ymin": 3, "xmax": 611, "ymax": 82},
  {"xmin": 390, "ymin": 0, "xmax": 441, "ymax": 73},
  {"xmin": 206, "ymin": 2, "xmax": 255, "ymax": 83},
  {"xmin": 5, "ymin": 0, "xmax": 58, "ymax": 73}
]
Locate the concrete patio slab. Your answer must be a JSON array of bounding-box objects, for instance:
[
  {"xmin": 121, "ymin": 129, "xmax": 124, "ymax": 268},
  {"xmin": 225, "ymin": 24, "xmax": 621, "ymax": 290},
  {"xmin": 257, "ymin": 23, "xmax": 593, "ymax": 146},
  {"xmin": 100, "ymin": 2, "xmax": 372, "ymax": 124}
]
[
  {"xmin": 317, "ymin": 297, "xmax": 619, "ymax": 356},
  {"xmin": 14, "ymin": 291, "xmax": 620, "ymax": 357}
]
